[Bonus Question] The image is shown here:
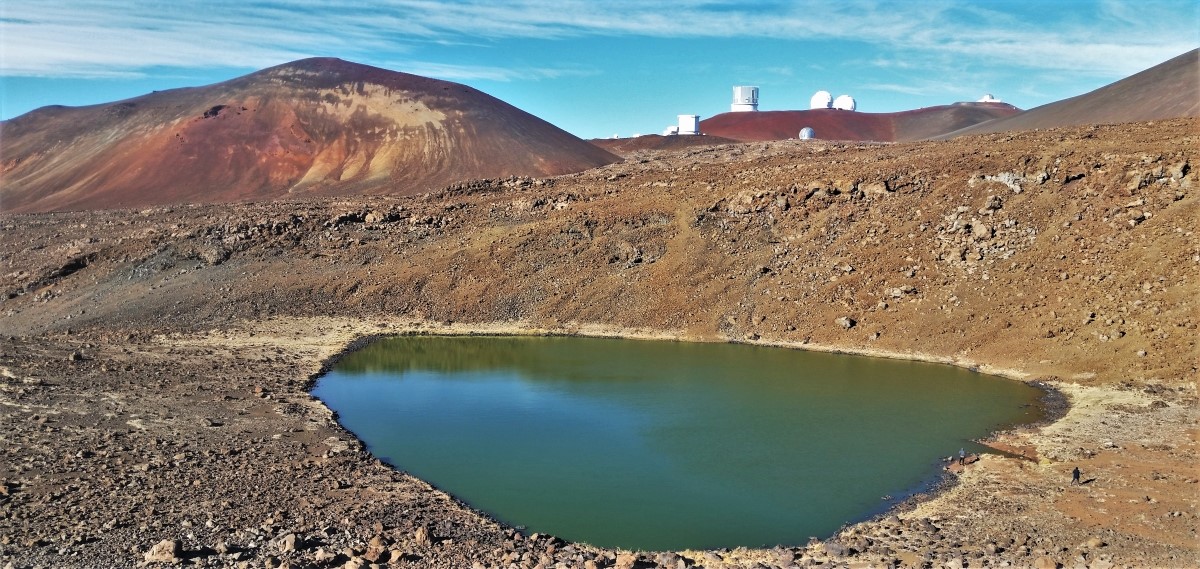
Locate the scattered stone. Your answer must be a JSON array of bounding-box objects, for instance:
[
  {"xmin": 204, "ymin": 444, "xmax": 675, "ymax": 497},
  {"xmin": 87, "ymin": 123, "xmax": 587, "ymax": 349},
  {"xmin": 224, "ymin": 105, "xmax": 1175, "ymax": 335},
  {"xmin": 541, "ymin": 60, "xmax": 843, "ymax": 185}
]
[
  {"xmin": 144, "ymin": 539, "xmax": 182, "ymax": 563},
  {"xmin": 279, "ymin": 533, "xmax": 297, "ymax": 552},
  {"xmin": 615, "ymin": 552, "xmax": 638, "ymax": 569},
  {"xmin": 1089, "ymin": 558, "xmax": 1116, "ymax": 569},
  {"xmin": 836, "ymin": 316, "xmax": 857, "ymax": 330},
  {"xmin": 861, "ymin": 181, "xmax": 888, "ymax": 195},
  {"xmin": 972, "ymin": 222, "xmax": 993, "ymax": 239},
  {"xmin": 657, "ymin": 552, "xmax": 681, "ymax": 567},
  {"xmin": 413, "ymin": 525, "xmax": 431, "ymax": 548},
  {"xmin": 313, "ymin": 548, "xmax": 337, "ymax": 563},
  {"xmin": 363, "ymin": 535, "xmax": 386, "ymax": 562},
  {"xmin": 1032, "ymin": 556, "xmax": 1060, "ymax": 569}
]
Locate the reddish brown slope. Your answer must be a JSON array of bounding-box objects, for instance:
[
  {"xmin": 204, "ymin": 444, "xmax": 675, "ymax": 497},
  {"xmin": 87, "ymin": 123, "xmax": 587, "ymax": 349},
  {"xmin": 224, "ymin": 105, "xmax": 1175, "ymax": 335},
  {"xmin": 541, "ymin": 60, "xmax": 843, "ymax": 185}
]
[
  {"xmin": 589, "ymin": 133, "xmax": 739, "ymax": 156},
  {"xmin": 0, "ymin": 58, "xmax": 619, "ymax": 214},
  {"xmin": 943, "ymin": 48, "xmax": 1200, "ymax": 138},
  {"xmin": 891, "ymin": 103, "xmax": 1022, "ymax": 141},
  {"xmin": 699, "ymin": 103, "xmax": 1020, "ymax": 143}
]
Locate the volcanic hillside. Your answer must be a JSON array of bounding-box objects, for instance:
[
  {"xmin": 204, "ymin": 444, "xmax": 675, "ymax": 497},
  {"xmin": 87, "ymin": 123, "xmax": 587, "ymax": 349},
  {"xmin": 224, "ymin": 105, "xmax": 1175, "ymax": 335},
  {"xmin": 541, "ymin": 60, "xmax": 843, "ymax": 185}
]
[
  {"xmin": 589, "ymin": 133, "xmax": 740, "ymax": 156},
  {"xmin": 0, "ymin": 58, "xmax": 619, "ymax": 214},
  {"xmin": 699, "ymin": 102, "xmax": 1021, "ymax": 143},
  {"xmin": 943, "ymin": 48, "xmax": 1200, "ymax": 138}
]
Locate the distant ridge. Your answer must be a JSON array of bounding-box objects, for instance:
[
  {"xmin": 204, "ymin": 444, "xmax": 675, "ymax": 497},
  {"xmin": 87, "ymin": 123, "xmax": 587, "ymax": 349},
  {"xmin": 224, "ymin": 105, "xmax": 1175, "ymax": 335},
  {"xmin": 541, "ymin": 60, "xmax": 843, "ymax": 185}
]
[
  {"xmin": 698, "ymin": 102, "xmax": 1021, "ymax": 143},
  {"xmin": 941, "ymin": 49, "xmax": 1200, "ymax": 139},
  {"xmin": 589, "ymin": 133, "xmax": 740, "ymax": 155},
  {"xmin": 0, "ymin": 58, "xmax": 619, "ymax": 214}
]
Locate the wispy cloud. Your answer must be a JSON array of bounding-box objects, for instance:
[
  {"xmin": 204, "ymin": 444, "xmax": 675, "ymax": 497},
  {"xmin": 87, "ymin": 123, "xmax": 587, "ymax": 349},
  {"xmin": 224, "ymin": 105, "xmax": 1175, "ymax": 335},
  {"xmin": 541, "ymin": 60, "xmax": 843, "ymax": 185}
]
[
  {"xmin": 384, "ymin": 60, "xmax": 600, "ymax": 82},
  {"xmin": 865, "ymin": 82, "xmax": 955, "ymax": 97},
  {"xmin": 1, "ymin": 0, "xmax": 1195, "ymax": 80}
]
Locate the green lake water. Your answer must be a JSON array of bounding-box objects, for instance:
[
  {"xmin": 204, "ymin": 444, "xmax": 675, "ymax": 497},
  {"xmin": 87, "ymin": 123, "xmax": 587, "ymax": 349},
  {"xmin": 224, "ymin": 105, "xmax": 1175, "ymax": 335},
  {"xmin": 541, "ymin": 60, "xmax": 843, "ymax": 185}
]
[{"xmin": 312, "ymin": 335, "xmax": 1044, "ymax": 551}]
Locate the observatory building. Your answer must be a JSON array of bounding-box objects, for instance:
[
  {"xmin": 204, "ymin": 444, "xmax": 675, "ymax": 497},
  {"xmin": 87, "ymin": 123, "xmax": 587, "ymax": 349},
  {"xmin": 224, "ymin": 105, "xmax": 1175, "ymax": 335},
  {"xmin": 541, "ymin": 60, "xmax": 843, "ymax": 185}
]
[
  {"xmin": 810, "ymin": 91, "xmax": 833, "ymax": 109},
  {"xmin": 832, "ymin": 95, "xmax": 857, "ymax": 111},
  {"xmin": 799, "ymin": 127, "xmax": 816, "ymax": 140},
  {"xmin": 664, "ymin": 114, "xmax": 701, "ymax": 136},
  {"xmin": 977, "ymin": 93, "xmax": 1003, "ymax": 103},
  {"xmin": 677, "ymin": 114, "xmax": 700, "ymax": 135},
  {"xmin": 731, "ymin": 86, "xmax": 759, "ymax": 112}
]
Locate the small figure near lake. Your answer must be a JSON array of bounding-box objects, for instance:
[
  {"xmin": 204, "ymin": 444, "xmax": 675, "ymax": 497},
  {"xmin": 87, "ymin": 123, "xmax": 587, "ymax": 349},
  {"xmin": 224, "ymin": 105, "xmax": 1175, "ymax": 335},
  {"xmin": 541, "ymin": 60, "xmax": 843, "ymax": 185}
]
[
  {"xmin": 1072, "ymin": 466, "xmax": 1082, "ymax": 485},
  {"xmin": 958, "ymin": 448, "xmax": 966, "ymax": 466}
]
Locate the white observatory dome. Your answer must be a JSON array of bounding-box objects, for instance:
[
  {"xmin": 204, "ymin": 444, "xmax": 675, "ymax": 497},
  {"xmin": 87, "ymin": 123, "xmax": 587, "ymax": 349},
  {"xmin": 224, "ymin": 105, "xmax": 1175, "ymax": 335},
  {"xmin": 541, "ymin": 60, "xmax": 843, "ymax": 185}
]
[
  {"xmin": 810, "ymin": 91, "xmax": 833, "ymax": 109},
  {"xmin": 799, "ymin": 127, "xmax": 815, "ymax": 140},
  {"xmin": 832, "ymin": 95, "xmax": 856, "ymax": 111},
  {"xmin": 977, "ymin": 93, "xmax": 1002, "ymax": 103},
  {"xmin": 731, "ymin": 86, "xmax": 759, "ymax": 112}
]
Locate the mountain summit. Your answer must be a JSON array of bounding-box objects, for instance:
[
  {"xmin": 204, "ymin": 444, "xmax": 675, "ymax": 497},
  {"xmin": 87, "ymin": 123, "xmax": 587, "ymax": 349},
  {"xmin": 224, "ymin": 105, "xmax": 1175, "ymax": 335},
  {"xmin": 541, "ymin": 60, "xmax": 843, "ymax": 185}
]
[{"xmin": 1, "ymin": 58, "xmax": 619, "ymax": 213}]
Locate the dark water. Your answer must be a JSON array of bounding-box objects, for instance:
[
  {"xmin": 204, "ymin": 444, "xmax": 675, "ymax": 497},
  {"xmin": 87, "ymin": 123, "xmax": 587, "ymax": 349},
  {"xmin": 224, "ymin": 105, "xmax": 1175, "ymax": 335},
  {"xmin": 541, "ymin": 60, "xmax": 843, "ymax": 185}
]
[{"xmin": 313, "ymin": 336, "xmax": 1043, "ymax": 551}]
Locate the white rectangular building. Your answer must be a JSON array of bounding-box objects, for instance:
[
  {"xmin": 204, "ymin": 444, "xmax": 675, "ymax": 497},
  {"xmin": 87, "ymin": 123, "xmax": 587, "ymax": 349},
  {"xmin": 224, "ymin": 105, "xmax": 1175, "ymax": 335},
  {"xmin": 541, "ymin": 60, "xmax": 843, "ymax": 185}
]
[{"xmin": 678, "ymin": 114, "xmax": 700, "ymax": 135}]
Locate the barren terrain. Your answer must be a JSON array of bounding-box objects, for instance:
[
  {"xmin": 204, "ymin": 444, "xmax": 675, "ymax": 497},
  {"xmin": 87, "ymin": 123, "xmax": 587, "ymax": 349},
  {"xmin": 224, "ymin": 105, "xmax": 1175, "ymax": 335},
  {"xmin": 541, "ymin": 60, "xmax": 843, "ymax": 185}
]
[{"xmin": 1, "ymin": 119, "xmax": 1197, "ymax": 568}]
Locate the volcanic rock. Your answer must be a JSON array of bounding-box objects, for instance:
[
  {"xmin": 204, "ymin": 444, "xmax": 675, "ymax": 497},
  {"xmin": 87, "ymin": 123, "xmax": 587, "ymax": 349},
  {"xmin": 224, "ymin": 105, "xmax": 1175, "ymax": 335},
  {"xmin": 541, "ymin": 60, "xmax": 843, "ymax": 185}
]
[{"xmin": 143, "ymin": 539, "xmax": 181, "ymax": 563}]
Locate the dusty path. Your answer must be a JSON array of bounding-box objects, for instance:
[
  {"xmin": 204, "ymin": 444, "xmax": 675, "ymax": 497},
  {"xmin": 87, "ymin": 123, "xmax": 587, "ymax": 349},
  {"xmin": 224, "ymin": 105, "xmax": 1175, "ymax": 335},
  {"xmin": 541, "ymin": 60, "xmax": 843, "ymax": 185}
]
[{"xmin": 1, "ymin": 119, "xmax": 1196, "ymax": 568}]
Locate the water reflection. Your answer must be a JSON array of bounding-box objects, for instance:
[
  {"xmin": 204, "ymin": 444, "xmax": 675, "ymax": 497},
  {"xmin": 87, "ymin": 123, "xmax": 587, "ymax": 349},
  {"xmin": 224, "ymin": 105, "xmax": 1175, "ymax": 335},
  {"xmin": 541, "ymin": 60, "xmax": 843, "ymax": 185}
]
[{"xmin": 315, "ymin": 336, "xmax": 1043, "ymax": 550}]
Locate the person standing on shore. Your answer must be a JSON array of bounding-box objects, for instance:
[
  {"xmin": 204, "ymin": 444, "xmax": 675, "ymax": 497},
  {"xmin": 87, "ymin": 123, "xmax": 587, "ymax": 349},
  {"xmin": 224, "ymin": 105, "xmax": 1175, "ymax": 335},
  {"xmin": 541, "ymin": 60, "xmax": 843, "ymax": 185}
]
[
  {"xmin": 1072, "ymin": 466, "xmax": 1081, "ymax": 484},
  {"xmin": 958, "ymin": 448, "xmax": 966, "ymax": 466}
]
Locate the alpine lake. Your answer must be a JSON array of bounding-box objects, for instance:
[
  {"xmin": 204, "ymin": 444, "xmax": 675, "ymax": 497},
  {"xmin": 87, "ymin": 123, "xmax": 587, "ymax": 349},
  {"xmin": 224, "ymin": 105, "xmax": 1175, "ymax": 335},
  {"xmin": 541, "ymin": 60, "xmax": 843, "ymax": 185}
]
[{"xmin": 312, "ymin": 335, "xmax": 1046, "ymax": 551}]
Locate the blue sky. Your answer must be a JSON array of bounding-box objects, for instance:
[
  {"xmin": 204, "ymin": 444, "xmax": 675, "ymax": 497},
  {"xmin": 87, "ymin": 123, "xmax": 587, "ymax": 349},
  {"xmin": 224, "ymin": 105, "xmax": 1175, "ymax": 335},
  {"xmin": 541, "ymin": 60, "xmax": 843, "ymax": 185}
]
[{"xmin": 1, "ymin": 1, "xmax": 1196, "ymax": 139}]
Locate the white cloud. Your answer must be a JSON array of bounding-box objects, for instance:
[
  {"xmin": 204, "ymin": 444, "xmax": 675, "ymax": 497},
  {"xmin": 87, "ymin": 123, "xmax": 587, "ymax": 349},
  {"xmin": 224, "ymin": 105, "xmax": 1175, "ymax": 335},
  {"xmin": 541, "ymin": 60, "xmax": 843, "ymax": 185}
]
[
  {"xmin": 384, "ymin": 60, "xmax": 600, "ymax": 82},
  {"xmin": 1, "ymin": 0, "xmax": 1194, "ymax": 80},
  {"xmin": 865, "ymin": 82, "xmax": 953, "ymax": 97}
]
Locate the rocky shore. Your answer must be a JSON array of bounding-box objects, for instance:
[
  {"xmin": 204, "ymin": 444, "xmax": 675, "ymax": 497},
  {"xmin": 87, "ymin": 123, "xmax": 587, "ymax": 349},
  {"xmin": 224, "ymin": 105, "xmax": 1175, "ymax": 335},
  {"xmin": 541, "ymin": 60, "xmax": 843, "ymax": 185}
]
[{"xmin": 2, "ymin": 119, "xmax": 1196, "ymax": 568}]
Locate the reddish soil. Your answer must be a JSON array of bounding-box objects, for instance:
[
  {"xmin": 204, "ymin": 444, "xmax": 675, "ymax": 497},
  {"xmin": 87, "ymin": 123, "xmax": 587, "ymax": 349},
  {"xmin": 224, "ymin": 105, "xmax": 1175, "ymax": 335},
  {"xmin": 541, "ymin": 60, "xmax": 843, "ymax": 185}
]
[
  {"xmin": 0, "ymin": 58, "xmax": 619, "ymax": 214},
  {"xmin": 590, "ymin": 133, "xmax": 740, "ymax": 156}
]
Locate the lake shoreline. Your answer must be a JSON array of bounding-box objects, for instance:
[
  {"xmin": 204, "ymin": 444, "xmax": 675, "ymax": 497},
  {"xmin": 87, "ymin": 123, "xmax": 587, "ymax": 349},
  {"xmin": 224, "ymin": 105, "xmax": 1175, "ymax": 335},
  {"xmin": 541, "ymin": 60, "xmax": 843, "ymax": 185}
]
[
  {"xmin": 304, "ymin": 318, "xmax": 1194, "ymax": 565},
  {"xmin": 289, "ymin": 318, "xmax": 1199, "ymax": 566},
  {"xmin": 1, "ymin": 316, "xmax": 1195, "ymax": 568},
  {"xmin": 312, "ymin": 330, "xmax": 1049, "ymax": 551}
]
